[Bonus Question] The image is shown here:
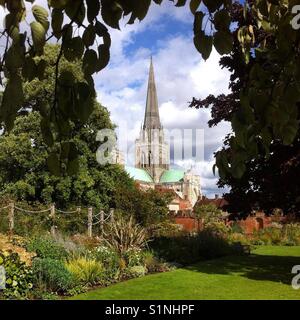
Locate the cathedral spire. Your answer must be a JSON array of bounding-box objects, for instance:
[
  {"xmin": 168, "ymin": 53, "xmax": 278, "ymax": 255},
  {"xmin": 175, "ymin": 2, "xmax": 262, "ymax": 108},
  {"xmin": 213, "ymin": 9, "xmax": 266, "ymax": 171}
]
[{"xmin": 143, "ymin": 57, "xmax": 161, "ymax": 129}]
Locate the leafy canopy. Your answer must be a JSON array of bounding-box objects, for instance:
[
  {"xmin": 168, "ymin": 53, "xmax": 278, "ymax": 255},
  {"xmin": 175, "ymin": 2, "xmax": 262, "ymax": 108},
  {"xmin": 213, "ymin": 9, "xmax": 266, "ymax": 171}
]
[{"xmin": 190, "ymin": 2, "xmax": 300, "ymax": 215}]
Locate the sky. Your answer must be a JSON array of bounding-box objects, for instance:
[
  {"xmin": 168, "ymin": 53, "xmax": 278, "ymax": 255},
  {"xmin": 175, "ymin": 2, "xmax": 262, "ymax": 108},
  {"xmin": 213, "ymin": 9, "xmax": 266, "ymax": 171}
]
[
  {"xmin": 0, "ymin": 1, "xmax": 232, "ymax": 198},
  {"xmin": 93, "ymin": 2, "xmax": 232, "ymax": 197}
]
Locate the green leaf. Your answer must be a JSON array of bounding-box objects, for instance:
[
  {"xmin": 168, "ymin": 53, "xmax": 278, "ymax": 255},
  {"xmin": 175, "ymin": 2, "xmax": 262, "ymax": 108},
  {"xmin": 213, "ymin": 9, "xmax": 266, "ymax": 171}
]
[
  {"xmin": 59, "ymin": 70, "xmax": 76, "ymax": 86},
  {"xmin": 282, "ymin": 119, "xmax": 299, "ymax": 145},
  {"xmin": 193, "ymin": 11, "xmax": 204, "ymax": 33},
  {"xmin": 214, "ymin": 9, "xmax": 231, "ymax": 31},
  {"xmin": 65, "ymin": 0, "xmax": 86, "ymax": 25},
  {"xmin": 48, "ymin": 0, "xmax": 69, "ymax": 9},
  {"xmin": 30, "ymin": 21, "xmax": 46, "ymax": 53},
  {"xmin": 176, "ymin": 0, "xmax": 187, "ymax": 7},
  {"xmin": 61, "ymin": 141, "xmax": 70, "ymax": 159},
  {"xmin": 74, "ymin": 82, "xmax": 94, "ymax": 122},
  {"xmin": 194, "ymin": 32, "xmax": 213, "ymax": 60},
  {"xmin": 68, "ymin": 142, "xmax": 78, "ymax": 161},
  {"xmin": 82, "ymin": 24, "xmax": 96, "ymax": 48},
  {"xmin": 190, "ymin": 0, "xmax": 201, "ymax": 14},
  {"xmin": 22, "ymin": 56, "xmax": 37, "ymax": 81},
  {"xmin": 86, "ymin": 0, "xmax": 100, "ymax": 23},
  {"xmin": 132, "ymin": 0, "xmax": 151, "ymax": 21},
  {"xmin": 231, "ymin": 162, "xmax": 246, "ymax": 179},
  {"xmin": 47, "ymin": 152, "xmax": 61, "ymax": 176},
  {"xmin": 0, "ymin": 74, "xmax": 24, "ymax": 131},
  {"xmin": 5, "ymin": 44, "xmax": 24, "ymax": 71},
  {"xmin": 97, "ymin": 44, "xmax": 110, "ymax": 72},
  {"xmin": 37, "ymin": 59, "xmax": 47, "ymax": 80},
  {"xmin": 83, "ymin": 49, "xmax": 98, "ymax": 75},
  {"xmin": 202, "ymin": 0, "xmax": 222, "ymax": 12},
  {"xmin": 95, "ymin": 21, "xmax": 108, "ymax": 37},
  {"xmin": 51, "ymin": 8, "xmax": 63, "ymax": 39},
  {"xmin": 101, "ymin": 0, "xmax": 123, "ymax": 29},
  {"xmin": 41, "ymin": 118, "xmax": 54, "ymax": 147},
  {"xmin": 32, "ymin": 4, "xmax": 49, "ymax": 31},
  {"xmin": 213, "ymin": 30, "xmax": 233, "ymax": 55},
  {"xmin": 63, "ymin": 37, "xmax": 84, "ymax": 61},
  {"xmin": 67, "ymin": 158, "xmax": 79, "ymax": 176}
]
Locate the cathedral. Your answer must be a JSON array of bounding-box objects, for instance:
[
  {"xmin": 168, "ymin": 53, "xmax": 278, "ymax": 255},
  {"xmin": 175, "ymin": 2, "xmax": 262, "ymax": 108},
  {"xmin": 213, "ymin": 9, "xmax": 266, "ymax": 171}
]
[{"xmin": 124, "ymin": 59, "xmax": 202, "ymax": 210}]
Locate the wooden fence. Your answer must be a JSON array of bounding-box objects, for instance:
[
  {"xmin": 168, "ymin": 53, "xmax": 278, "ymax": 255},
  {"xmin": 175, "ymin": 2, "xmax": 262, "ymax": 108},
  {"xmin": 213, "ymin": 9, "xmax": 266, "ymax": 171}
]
[{"xmin": 0, "ymin": 202, "xmax": 114, "ymax": 238}]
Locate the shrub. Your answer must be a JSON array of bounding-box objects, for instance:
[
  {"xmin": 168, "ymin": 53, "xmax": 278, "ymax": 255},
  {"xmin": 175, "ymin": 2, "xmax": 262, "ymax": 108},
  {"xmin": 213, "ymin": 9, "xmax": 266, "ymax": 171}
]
[
  {"xmin": 0, "ymin": 234, "xmax": 35, "ymax": 266},
  {"xmin": 32, "ymin": 258, "xmax": 75, "ymax": 293},
  {"xmin": 194, "ymin": 203, "xmax": 224, "ymax": 224},
  {"xmin": 124, "ymin": 248, "xmax": 144, "ymax": 267},
  {"xmin": 141, "ymin": 250, "xmax": 169, "ymax": 273},
  {"xmin": 230, "ymin": 222, "xmax": 243, "ymax": 234},
  {"xmin": 0, "ymin": 251, "xmax": 33, "ymax": 299},
  {"xmin": 27, "ymin": 237, "xmax": 68, "ymax": 261},
  {"xmin": 65, "ymin": 257, "xmax": 103, "ymax": 285},
  {"xmin": 151, "ymin": 229, "xmax": 249, "ymax": 265},
  {"xmin": 148, "ymin": 221, "xmax": 183, "ymax": 238},
  {"xmin": 205, "ymin": 221, "xmax": 231, "ymax": 237},
  {"xmin": 228, "ymin": 232, "xmax": 250, "ymax": 246},
  {"xmin": 104, "ymin": 216, "xmax": 148, "ymax": 256},
  {"xmin": 91, "ymin": 245, "xmax": 120, "ymax": 280},
  {"xmin": 282, "ymin": 223, "xmax": 300, "ymax": 245},
  {"xmin": 126, "ymin": 265, "xmax": 147, "ymax": 278},
  {"xmin": 71, "ymin": 234, "xmax": 101, "ymax": 250},
  {"xmin": 252, "ymin": 226, "xmax": 283, "ymax": 245}
]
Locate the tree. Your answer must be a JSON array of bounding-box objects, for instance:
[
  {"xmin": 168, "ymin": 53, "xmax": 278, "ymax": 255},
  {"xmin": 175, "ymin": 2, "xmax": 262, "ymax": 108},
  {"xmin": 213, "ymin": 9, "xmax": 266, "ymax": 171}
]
[
  {"xmin": 113, "ymin": 184, "xmax": 173, "ymax": 227},
  {"xmin": 0, "ymin": 45, "xmax": 134, "ymax": 209},
  {"xmin": 190, "ymin": 2, "xmax": 300, "ymax": 215},
  {"xmin": 0, "ymin": 0, "xmax": 299, "ymax": 177},
  {"xmin": 194, "ymin": 203, "xmax": 224, "ymax": 224}
]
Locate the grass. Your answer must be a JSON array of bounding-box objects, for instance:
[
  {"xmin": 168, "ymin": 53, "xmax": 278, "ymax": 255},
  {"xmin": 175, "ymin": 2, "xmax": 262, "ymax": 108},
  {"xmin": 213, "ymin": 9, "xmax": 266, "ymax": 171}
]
[{"xmin": 71, "ymin": 246, "xmax": 300, "ymax": 300}]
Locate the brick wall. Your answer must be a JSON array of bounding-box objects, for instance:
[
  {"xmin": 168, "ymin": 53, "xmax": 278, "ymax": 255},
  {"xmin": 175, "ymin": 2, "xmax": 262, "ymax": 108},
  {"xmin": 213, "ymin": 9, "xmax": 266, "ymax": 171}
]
[
  {"xmin": 174, "ymin": 214, "xmax": 289, "ymax": 234},
  {"xmin": 174, "ymin": 217, "xmax": 202, "ymax": 232}
]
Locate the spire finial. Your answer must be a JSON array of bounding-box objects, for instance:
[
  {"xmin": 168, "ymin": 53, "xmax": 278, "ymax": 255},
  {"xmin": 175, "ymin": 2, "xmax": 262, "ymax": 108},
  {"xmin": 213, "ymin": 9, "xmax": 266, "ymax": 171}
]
[{"xmin": 143, "ymin": 56, "xmax": 161, "ymax": 129}]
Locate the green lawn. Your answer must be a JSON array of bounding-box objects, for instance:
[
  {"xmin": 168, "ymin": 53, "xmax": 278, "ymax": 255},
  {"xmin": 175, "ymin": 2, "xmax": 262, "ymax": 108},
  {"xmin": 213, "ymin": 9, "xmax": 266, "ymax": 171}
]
[{"xmin": 71, "ymin": 246, "xmax": 300, "ymax": 300}]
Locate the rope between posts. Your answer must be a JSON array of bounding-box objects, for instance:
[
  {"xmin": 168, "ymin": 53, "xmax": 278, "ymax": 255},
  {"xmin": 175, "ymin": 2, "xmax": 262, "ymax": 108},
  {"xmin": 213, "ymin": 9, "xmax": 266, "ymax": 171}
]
[
  {"xmin": 92, "ymin": 219, "xmax": 101, "ymax": 226},
  {"xmin": 55, "ymin": 208, "xmax": 79, "ymax": 214},
  {"xmin": 93, "ymin": 213, "xmax": 101, "ymax": 219},
  {"xmin": 14, "ymin": 206, "xmax": 52, "ymax": 214},
  {"xmin": 0, "ymin": 205, "xmax": 11, "ymax": 210},
  {"xmin": 103, "ymin": 213, "xmax": 112, "ymax": 222}
]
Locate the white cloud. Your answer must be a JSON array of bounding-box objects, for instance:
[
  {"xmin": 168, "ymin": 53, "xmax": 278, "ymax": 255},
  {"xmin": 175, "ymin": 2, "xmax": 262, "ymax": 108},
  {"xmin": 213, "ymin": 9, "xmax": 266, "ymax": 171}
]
[{"xmin": 94, "ymin": 4, "xmax": 232, "ymax": 197}]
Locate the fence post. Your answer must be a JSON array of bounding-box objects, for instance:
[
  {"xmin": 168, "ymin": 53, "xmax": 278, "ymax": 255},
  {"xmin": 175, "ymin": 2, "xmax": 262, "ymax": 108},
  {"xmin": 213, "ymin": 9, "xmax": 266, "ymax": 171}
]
[
  {"xmin": 50, "ymin": 204, "xmax": 56, "ymax": 237},
  {"xmin": 8, "ymin": 202, "xmax": 14, "ymax": 236},
  {"xmin": 88, "ymin": 207, "xmax": 93, "ymax": 238},
  {"xmin": 110, "ymin": 208, "xmax": 114, "ymax": 222},
  {"xmin": 100, "ymin": 210, "xmax": 104, "ymax": 235}
]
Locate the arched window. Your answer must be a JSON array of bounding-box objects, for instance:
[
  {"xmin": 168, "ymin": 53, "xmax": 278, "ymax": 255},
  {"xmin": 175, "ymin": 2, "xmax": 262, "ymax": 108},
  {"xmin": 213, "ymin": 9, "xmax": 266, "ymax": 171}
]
[{"xmin": 141, "ymin": 152, "xmax": 146, "ymax": 167}]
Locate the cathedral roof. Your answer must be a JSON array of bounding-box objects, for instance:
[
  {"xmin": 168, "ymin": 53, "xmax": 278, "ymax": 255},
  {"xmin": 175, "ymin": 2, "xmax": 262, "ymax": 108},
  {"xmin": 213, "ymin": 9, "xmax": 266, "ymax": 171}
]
[
  {"xmin": 125, "ymin": 166, "xmax": 153, "ymax": 183},
  {"xmin": 159, "ymin": 169, "xmax": 185, "ymax": 183},
  {"xmin": 143, "ymin": 57, "xmax": 161, "ymax": 129}
]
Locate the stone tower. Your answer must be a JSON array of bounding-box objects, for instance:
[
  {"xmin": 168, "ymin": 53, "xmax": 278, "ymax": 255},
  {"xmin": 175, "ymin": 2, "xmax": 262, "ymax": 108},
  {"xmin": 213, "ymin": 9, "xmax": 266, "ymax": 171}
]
[{"xmin": 135, "ymin": 58, "xmax": 169, "ymax": 183}]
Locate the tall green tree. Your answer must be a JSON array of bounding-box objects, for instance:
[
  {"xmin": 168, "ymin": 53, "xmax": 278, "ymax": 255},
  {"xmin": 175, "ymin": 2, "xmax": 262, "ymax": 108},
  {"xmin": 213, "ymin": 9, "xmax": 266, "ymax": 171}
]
[{"xmin": 0, "ymin": 45, "xmax": 134, "ymax": 208}]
